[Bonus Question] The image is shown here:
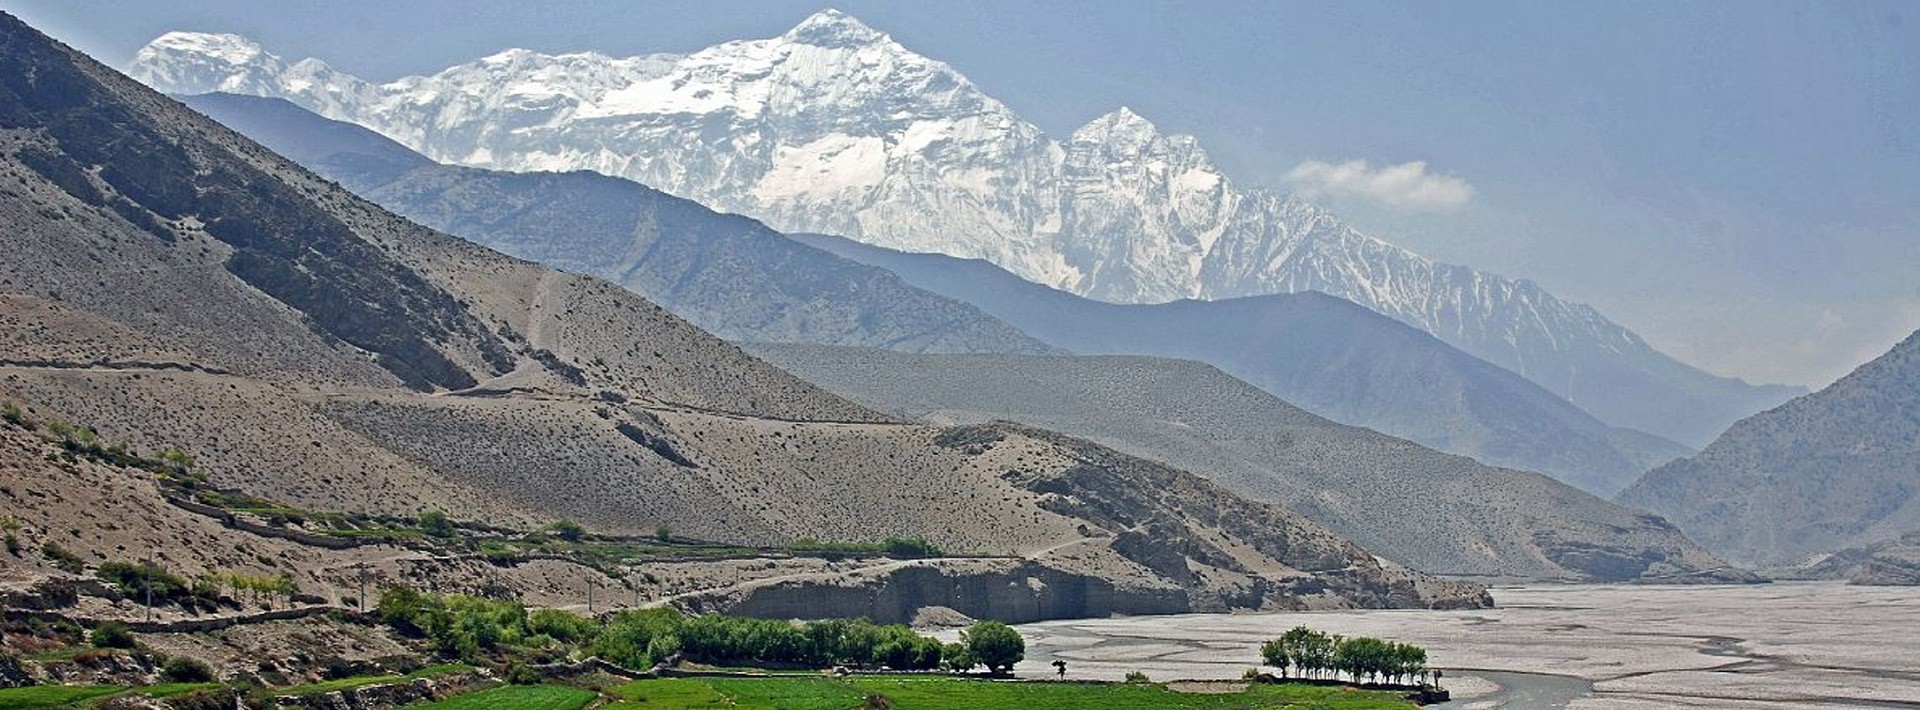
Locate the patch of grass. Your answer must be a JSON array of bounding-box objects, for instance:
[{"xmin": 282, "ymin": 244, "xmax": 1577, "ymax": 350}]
[
  {"xmin": 605, "ymin": 678, "xmax": 739, "ymax": 709},
  {"xmin": 405, "ymin": 684, "xmax": 595, "ymax": 710},
  {"xmin": 0, "ymin": 684, "xmax": 122, "ymax": 708},
  {"xmin": 278, "ymin": 663, "xmax": 470, "ymax": 696},
  {"xmin": 708, "ymin": 677, "xmax": 872, "ymax": 710},
  {"xmin": 606, "ymin": 676, "xmax": 1413, "ymax": 710},
  {"xmin": 22, "ymin": 646, "xmax": 91, "ymax": 662},
  {"xmin": 136, "ymin": 681, "xmax": 222, "ymax": 698}
]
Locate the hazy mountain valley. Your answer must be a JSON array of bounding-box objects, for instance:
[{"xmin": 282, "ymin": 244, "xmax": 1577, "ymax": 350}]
[
  {"xmin": 176, "ymin": 90, "xmax": 1684, "ymax": 498},
  {"xmin": 1, "ymin": 5, "xmax": 1916, "ymax": 709},
  {"xmin": 126, "ymin": 12, "xmax": 1802, "ymax": 448}
]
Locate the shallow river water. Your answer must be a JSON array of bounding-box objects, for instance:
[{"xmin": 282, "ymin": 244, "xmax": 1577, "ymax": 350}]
[{"xmin": 1006, "ymin": 582, "xmax": 1920, "ymax": 709}]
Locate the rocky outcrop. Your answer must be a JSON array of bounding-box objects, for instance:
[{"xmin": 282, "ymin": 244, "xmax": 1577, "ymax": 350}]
[
  {"xmin": 674, "ymin": 555, "xmax": 1488, "ymax": 625},
  {"xmin": 1799, "ymin": 531, "xmax": 1920, "ymax": 586},
  {"xmin": 272, "ymin": 671, "xmax": 493, "ymax": 709},
  {"xmin": 0, "ymin": 654, "xmax": 32, "ymax": 689}
]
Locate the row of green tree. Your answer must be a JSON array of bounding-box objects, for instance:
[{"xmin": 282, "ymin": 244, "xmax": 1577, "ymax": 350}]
[
  {"xmin": 93, "ymin": 560, "xmax": 302, "ymax": 609},
  {"xmin": 1260, "ymin": 626, "xmax": 1431, "ymax": 686},
  {"xmin": 375, "ymin": 586, "xmax": 1023, "ymax": 674}
]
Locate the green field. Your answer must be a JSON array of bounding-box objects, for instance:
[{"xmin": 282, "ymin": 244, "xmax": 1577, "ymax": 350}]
[
  {"xmin": 0, "ymin": 676, "xmax": 1412, "ymax": 710},
  {"xmin": 275, "ymin": 663, "xmax": 471, "ymax": 696},
  {"xmin": 406, "ymin": 684, "xmax": 597, "ymax": 710},
  {"xmin": 605, "ymin": 676, "xmax": 1415, "ymax": 710},
  {"xmin": 0, "ymin": 684, "xmax": 122, "ymax": 709},
  {"xmin": 137, "ymin": 682, "xmax": 223, "ymax": 698},
  {"xmin": 0, "ymin": 681, "xmax": 226, "ymax": 709}
]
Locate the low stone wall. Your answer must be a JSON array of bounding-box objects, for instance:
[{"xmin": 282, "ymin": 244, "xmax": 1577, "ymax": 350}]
[
  {"xmin": 5, "ymin": 603, "xmax": 362, "ymax": 634},
  {"xmin": 529, "ymin": 656, "xmax": 651, "ymax": 680},
  {"xmin": 162, "ymin": 495, "xmax": 363, "ymax": 550},
  {"xmin": 124, "ymin": 605, "xmax": 363, "ymax": 633}
]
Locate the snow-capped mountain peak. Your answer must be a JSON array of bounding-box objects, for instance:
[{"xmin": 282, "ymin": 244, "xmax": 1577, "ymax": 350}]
[
  {"xmin": 781, "ymin": 8, "xmax": 893, "ymax": 48},
  {"xmin": 141, "ymin": 31, "xmax": 263, "ymax": 64},
  {"xmin": 1077, "ymin": 106, "xmax": 1154, "ymax": 136},
  {"xmin": 125, "ymin": 10, "xmax": 1799, "ymax": 444}
]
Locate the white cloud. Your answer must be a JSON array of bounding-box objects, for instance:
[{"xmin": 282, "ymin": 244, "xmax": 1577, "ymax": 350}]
[{"xmin": 1285, "ymin": 159, "xmax": 1475, "ymax": 212}]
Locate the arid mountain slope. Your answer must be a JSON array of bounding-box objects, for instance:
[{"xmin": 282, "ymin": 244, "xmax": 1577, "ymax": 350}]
[
  {"xmin": 171, "ymin": 90, "xmax": 1690, "ymax": 497},
  {"xmin": 790, "ymin": 234, "xmax": 1692, "ymax": 496},
  {"xmin": 1621, "ymin": 331, "xmax": 1920, "ymax": 567},
  {"xmin": 748, "ymin": 344, "xmax": 1747, "ymax": 582},
  {"xmin": 0, "ymin": 10, "xmax": 1480, "ymax": 618}
]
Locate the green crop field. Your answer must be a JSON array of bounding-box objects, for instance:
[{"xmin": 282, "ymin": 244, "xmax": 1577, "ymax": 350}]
[
  {"xmin": 603, "ymin": 676, "xmax": 1415, "ymax": 709},
  {"xmin": 406, "ymin": 684, "xmax": 597, "ymax": 710},
  {"xmin": 0, "ymin": 684, "xmax": 123, "ymax": 709}
]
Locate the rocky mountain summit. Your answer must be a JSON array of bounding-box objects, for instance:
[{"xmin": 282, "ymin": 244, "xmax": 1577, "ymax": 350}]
[{"xmin": 127, "ymin": 9, "xmax": 1800, "ymax": 446}]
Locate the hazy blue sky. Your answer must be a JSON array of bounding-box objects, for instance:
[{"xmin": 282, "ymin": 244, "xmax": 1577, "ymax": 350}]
[{"xmin": 12, "ymin": 0, "xmax": 1918, "ymax": 387}]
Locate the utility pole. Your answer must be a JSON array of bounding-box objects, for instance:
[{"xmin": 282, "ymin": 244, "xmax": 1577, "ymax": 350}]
[
  {"xmin": 586, "ymin": 580, "xmax": 594, "ymax": 615},
  {"xmin": 356, "ymin": 563, "xmax": 368, "ymax": 612}
]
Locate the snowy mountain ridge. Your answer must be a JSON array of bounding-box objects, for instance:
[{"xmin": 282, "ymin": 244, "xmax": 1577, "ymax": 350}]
[{"xmin": 130, "ymin": 9, "xmax": 1799, "ymax": 444}]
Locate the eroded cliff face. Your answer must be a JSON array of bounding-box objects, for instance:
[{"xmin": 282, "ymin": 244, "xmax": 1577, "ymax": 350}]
[
  {"xmin": 669, "ymin": 557, "xmax": 1488, "ymax": 625},
  {"xmin": 673, "ymin": 560, "xmax": 1181, "ymax": 624}
]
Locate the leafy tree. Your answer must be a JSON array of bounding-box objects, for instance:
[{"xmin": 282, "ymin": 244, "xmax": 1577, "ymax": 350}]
[
  {"xmin": 40, "ymin": 543, "xmax": 84, "ymax": 573},
  {"xmin": 940, "ymin": 642, "xmax": 976, "ymax": 672},
  {"xmin": 418, "ymin": 511, "xmax": 455, "ymax": 538},
  {"xmin": 90, "ymin": 621, "xmax": 135, "ymax": 649},
  {"xmin": 880, "ymin": 536, "xmax": 941, "ymax": 558},
  {"xmin": 961, "ymin": 621, "xmax": 1024, "ymax": 675},
  {"xmin": 1260, "ymin": 636, "xmax": 1292, "ymax": 679},
  {"xmin": 96, "ymin": 560, "xmax": 186, "ymax": 602},
  {"xmin": 592, "ymin": 608, "xmax": 686, "ymax": 668},
  {"xmin": 377, "ymin": 584, "xmax": 433, "ymax": 636},
  {"xmin": 530, "ymin": 607, "xmax": 595, "ymax": 644},
  {"xmin": 1387, "ymin": 642, "xmax": 1427, "ymax": 685},
  {"xmin": 1262, "ymin": 627, "xmax": 1425, "ymax": 685},
  {"xmin": 161, "ymin": 656, "xmax": 215, "ymax": 682},
  {"xmin": 158, "ymin": 445, "xmax": 196, "ymax": 473},
  {"xmin": 1295, "ymin": 628, "xmax": 1336, "ymax": 680},
  {"xmin": 1263, "ymin": 626, "xmax": 1333, "ymax": 680},
  {"xmin": 548, "ymin": 519, "xmax": 586, "ymax": 542},
  {"xmin": 373, "ymin": 586, "xmax": 952, "ymax": 671}
]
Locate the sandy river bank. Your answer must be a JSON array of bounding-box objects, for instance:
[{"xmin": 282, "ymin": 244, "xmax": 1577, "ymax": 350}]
[{"xmin": 1005, "ymin": 581, "xmax": 1920, "ymax": 709}]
